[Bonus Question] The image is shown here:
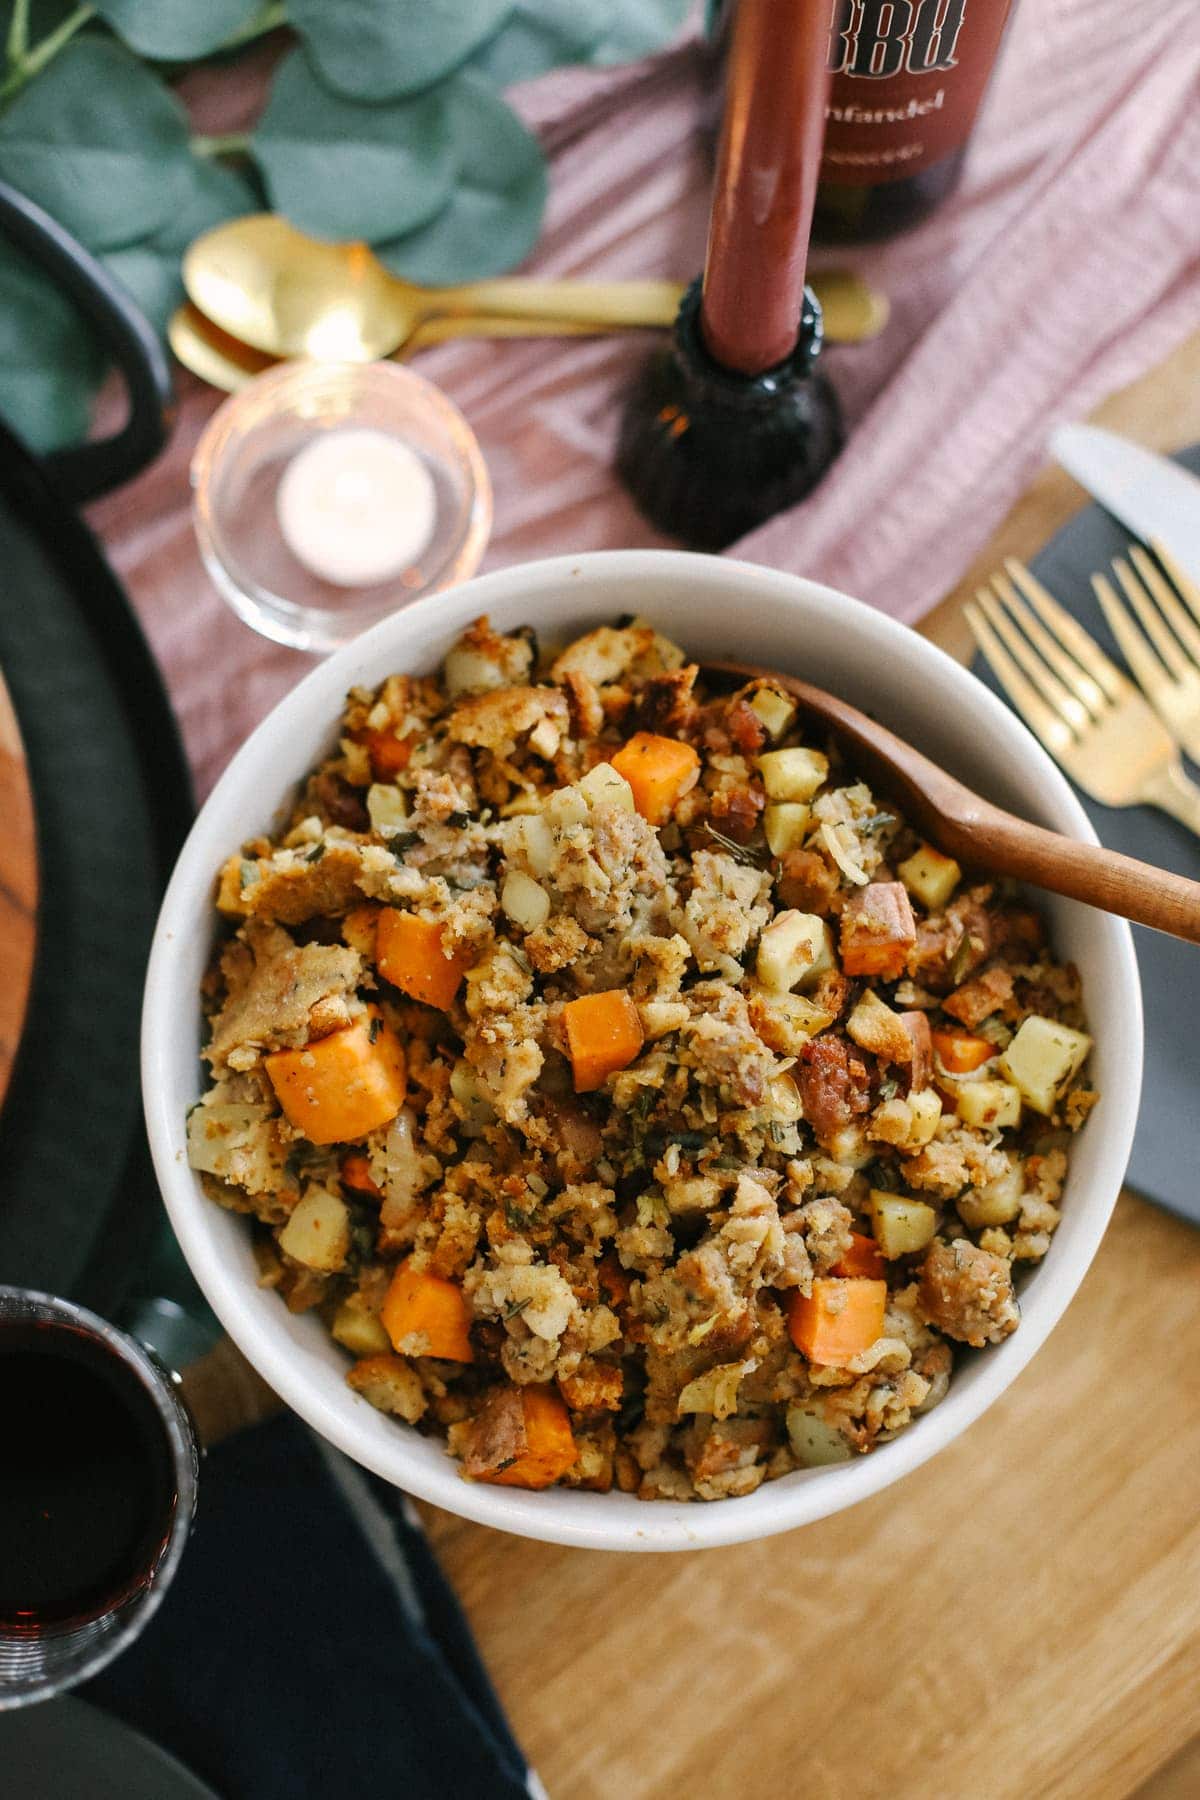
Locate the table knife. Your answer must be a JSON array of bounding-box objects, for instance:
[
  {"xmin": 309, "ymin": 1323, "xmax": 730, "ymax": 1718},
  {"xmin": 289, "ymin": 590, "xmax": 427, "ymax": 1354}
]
[{"xmin": 1050, "ymin": 424, "xmax": 1200, "ymax": 583}]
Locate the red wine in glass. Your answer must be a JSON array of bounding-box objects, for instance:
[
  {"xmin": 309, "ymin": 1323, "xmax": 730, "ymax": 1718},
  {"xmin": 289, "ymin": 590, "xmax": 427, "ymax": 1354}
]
[{"xmin": 0, "ymin": 1290, "xmax": 198, "ymax": 1708}]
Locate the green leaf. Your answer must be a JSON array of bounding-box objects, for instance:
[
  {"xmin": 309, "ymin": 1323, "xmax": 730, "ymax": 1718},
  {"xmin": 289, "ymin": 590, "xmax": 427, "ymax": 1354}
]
[
  {"xmin": 467, "ymin": 0, "xmax": 607, "ymax": 87},
  {"xmin": 589, "ymin": 0, "xmax": 691, "ymax": 64},
  {"xmin": 92, "ymin": 0, "xmax": 263, "ymax": 60},
  {"xmin": 288, "ymin": 0, "xmax": 513, "ymax": 102},
  {"xmin": 0, "ymin": 37, "xmax": 194, "ymax": 250},
  {"xmin": 103, "ymin": 158, "xmax": 257, "ymax": 334},
  {"xmin": 0, "ymin": 236, "xmax": 103, "ymax": 452},
  {"xmin": 251, "ymin": 48, "xmax": 457, "ymax": 243},
  {"xmin": 375, "ymin": 76, "xmax": 545, "ymax": 284}
]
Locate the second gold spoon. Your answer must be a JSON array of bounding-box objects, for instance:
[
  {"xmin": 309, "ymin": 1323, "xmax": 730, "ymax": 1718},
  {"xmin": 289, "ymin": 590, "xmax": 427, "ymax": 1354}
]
[{"xmin": 184, "ymin": 214, "xmax": 888, "ymax": 362}]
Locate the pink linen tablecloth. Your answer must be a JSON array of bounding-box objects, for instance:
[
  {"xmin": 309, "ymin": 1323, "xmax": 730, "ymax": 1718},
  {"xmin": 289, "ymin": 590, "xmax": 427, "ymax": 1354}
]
[{"xmin": 88, "ymin": 0, "xmax": 1200, "ymax": 799}]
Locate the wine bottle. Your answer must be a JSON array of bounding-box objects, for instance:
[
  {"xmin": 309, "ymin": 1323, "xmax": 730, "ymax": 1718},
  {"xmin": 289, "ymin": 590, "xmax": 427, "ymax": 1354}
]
[{"xmin": 814, "ymin": 0, "xmax": 1014, "ymax": 242}]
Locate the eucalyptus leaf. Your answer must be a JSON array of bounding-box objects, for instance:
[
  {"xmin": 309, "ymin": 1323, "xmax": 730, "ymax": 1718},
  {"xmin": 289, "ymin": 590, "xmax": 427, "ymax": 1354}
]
[
  {"xmin": 92, "ymin": 0, "xmax": 264, "ymax": 61},
  {"xmin": 0, "ymin": 37, "xmax": 193, "ymax": 250},
  {"xmin": 375, "ymin": 76, "xmax": 545, "ymax": 285},
  {"xmin": 467, "ymin": 0, "xmax": 607, "ymax": 87},
  {"xmin": 252, "ymin": 48, "xmax": 457, "ymax": 243},
  {"xmin": 0, "ymin": 237, "xmax": 103, "ymax": 452},
  {"xmin": 589, "ymin": 0, "xmax": 691, "ymax": 64},
  {"xmin": 288, "ymin": 0, "xmax": 513, "ymax": 102},
  {"xmin": 104, "ymin": 159, "xmax": 257, "ymax": 334}
]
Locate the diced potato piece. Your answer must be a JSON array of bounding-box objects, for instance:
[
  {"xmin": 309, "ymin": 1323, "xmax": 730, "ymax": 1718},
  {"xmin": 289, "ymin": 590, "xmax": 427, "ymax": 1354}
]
[
  {"xmin": 955, "ymin": 1079, "xmax": 1022, "ymax": 1130},
  {"xmin": 266, "ymin": 1019, "xmax": 407, "ymax": 1144},
  {"xmin": 898, "ymin": 843, "xmax": 961, "ymax": 911},
  {"xmin": 186, "ymin": 1101, "xmax": 274, "ymax": 1184},
  {"xmin": 500, "ymin": 869, "xmax": 551, "ymax": 932},
  {"xmin": 868, "ymin": 1190, "xmax": 938, "ymax": 1258},
  {"xmin": 823, "ymin": 1122, "xmax": 874, "ymax": 1168},
  {"xmin": 331, "ymin": 1299, "xmax": 392, "ymax": 1358},
  {"xmin": 756, "ymin": 909, "xmax": 835, "ymax": 993},
  {"xmin": 279, "ymin": 1186, "xmax": 352, "ymax": 1272},
  {"xmin": 449, "ymin": 1058, "xmax": 494, "ymax": 1135},
  {"xmin": 508, "ymin": 810, "xmax": 555, "ymax": 876},
  {"xmin": 578, "ymin": 760, "xmax": 636, "ymax": 813},
  {"xmin": 748, "ymin": 687, "xmax": 797, "ymax": 741},
  {"xmin": 366, "ymin": 783, "xmax": 409, "ymax": 837},
  {"xmin": 545, "ymin": 783, "xmax": 590, "ymax": 830},
  {"xmin": 907, "ymin": 1087, "xmax": 943, "ymax": 1147},
  {"xmin": 956, "ymin": 1160, "xmax": 1025, "ymax": 1228},
  {"xmin": 757, "ymin": 746, "xmax": 829, "ymax": 802},
  {"xmin": 528, "ymin": 717, "xmax": 560, "ymax": 759},
  {"xmin": 999, "ymin": 1015, "xmax": 1092, "ymax": 1115},
  {"xmin": 763, "ymin": 801, "xmax": 811, "ymax": 857},
  {"xmin": 787, "ymin": 1406, "xmax": 854, "ymax": 1467}
]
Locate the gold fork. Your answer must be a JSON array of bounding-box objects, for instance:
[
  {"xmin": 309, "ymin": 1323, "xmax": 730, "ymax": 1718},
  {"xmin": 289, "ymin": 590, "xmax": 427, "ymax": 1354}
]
[
  {"xmin": 965, "ymin": 558, "xmax": 1200, "ymax": 836},
  {"xmin": 1091, "ymin": 541, "xmax": 1200, "ymax": 762}
]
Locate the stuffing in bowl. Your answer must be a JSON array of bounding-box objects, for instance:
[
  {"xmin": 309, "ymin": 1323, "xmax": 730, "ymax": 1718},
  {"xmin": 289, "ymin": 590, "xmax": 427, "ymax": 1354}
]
[{"xmin": 187, "ymin": 614, "xmax": 1097, "ymax": 1504}]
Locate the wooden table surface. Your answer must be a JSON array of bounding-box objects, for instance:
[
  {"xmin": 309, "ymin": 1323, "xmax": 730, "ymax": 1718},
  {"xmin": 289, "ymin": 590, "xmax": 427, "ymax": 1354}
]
[{"xmin": 178, "ymin": 332, "xmax": 1200, "ymax": 1799}]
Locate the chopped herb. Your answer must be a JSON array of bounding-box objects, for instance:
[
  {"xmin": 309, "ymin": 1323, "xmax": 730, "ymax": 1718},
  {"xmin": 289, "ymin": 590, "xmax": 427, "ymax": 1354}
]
[
  {"xmin": 950, "ymin": 932, "xmax": 980, "ymax": 985},
  {"xmin": 504, "ymin": 1202, "xmax": 533, "ymax": 1231},
  {"xmin": 389, "ymin": 831, "xmax": 420, "ymax": 858},
  {"xmin": 617, "ymin": 1390, "xmax": 646, "ymax": 1434},
  {"xmin": 703, "ymin": 823, "xmax": 768, "ymax": 866},
  {"xmin": 239, "ymin": 859, "xmax": 259, "ymax": 889},
  {"xmin": 446, "ymin": 810, "xmax": 472, "ymax": 829},
  {"xmin": 504, "ymin": 1296, "xmax": 532, "ymax": 1320},
  {"xmin": 711, "ymin": 1155, "xmax": 744, "ymax": 1171},
  {"xmin": 859, "ymin": 812, "xmax": 897, "ymax": 837},
  {"xmin": 878, "ymin": 1075, "xmax": 900, "ymax": 1101},
  {"xmin": 368, "ymin": 1016, "xmax": 381, "ymax": 1044},
  {"xmin": 768, "ymin": 1122, "xmax": 788, "ymax": 1145},
  {"xmin": 304, "ymin": 842, "xmax": 326, "ymax": 863}
]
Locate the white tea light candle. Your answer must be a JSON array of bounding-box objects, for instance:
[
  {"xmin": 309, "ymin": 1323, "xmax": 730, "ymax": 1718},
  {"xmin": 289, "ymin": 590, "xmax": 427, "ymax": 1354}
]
[{"xmin": 276, "ymin": 427, "xmax": 437, "ymax": 587}]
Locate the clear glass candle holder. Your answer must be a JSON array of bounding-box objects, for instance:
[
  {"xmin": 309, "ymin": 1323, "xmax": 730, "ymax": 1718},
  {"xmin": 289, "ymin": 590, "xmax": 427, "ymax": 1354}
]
[{"xmin": 191, "ymin": 361, "xmax": 492, "ymax": 654}]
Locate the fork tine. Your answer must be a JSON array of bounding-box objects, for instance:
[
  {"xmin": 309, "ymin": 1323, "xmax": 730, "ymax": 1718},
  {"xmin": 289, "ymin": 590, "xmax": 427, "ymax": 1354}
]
[
  {"xmin": 1092, "ymin": 573, "xmax": 1173, "ymax": 699},
  {"xmin": 989, "ymin": 569, "xmax": 1107, "ymax": 718},
  {"xmin": 1127, "ymin": 545, "xmax": 1200, "ymax": 668},
  {"xmin": 1151, "ymin": 539, "xmax": 1200, "ymax": 628},
  {"xmin": 1003, "ymin": 558, "xmax": 1131, "ymax": 703},
  {"xmin": 1112, "ymin": 556, "xmax": 1190, "ymax": 679},
  {"xmin": 966, "ymin": 599, "xmax": 1076, "ymax": 757},
  {"xmin": 976, "ymin": 584, "xmax": 1093, "ymax": 733}
]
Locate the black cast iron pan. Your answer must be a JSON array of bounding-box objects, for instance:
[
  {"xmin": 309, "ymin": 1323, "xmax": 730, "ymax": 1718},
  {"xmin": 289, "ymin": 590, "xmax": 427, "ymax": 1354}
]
[{"xmin": 0, "ymin": 180, "xmax": 194, "ymax": 1315}]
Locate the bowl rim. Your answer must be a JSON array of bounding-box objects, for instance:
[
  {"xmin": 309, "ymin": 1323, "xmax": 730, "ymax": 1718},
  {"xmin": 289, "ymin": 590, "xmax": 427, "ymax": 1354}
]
[{"xmin": 143, "ymin": 550, "xmax": 1142, "ymax": 1551}]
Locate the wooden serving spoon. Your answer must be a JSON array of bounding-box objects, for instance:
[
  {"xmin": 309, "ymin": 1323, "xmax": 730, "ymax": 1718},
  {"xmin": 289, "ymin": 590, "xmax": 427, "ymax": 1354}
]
[{"xmin": 704, "ymin": 659, "xmax": 1200, "ymax": 943}]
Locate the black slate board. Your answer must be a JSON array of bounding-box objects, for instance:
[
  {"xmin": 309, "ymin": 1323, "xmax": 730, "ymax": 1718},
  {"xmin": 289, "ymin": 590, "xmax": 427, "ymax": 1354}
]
[{"xmin": 973, "ymin": 442, "xmax": 1200, "ymax": 1225}]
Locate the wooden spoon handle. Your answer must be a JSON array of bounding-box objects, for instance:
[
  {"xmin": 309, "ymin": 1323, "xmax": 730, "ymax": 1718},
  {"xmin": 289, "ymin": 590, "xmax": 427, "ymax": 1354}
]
[{"xmin": 949, "ymin": 807, "xmax": 1200, "ymax": 942}]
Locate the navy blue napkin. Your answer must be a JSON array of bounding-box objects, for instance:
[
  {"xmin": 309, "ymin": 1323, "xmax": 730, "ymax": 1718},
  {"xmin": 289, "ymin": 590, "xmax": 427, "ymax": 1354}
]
[{"xmin": 83, "ymin": 1414, "xmax": 534, "ymax": 1800}]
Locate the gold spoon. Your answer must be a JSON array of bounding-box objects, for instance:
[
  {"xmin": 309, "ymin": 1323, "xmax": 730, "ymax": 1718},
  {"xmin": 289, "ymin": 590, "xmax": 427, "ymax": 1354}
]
[
  {"xmin": 168, "ymin": 303, "xmax": 606, "ymax": 393},
  {"xmin": 704, "ymin": 659, "xmax": 1200, "ymax": 941},
  {"xmin": 184, "ymin": 214, "xmax": 888, "ymax": 362}
]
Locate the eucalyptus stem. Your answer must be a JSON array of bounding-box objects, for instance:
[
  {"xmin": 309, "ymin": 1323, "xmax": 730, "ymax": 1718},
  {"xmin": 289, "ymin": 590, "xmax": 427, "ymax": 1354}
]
[
  {"xmin": 0, "ymin": 3, "xmax": 95, "ymax": 104},
  {"xmin": 217, "ymin": 0, "xmax": 287, "ymax": 55},
  {"xmin": 191, "ymin": 131, "xmax": 253, "ymax": 159},
  {"xmin": 6, "ymin": 0, "xmax": 30, "ymax": 68}
]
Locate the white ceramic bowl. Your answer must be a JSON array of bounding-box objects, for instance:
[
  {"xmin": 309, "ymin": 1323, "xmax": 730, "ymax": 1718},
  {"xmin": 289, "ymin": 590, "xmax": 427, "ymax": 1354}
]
[{"xmin": 143, "ymin": 552, "xmax": 1142, "ymax": 1551}]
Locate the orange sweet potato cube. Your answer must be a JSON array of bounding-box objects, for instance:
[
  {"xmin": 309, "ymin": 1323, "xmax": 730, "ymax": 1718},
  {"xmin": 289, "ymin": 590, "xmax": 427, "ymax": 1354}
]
[
  {"xmin": 563, "ymin": 989, "xmax": 644, "ymax": 1093},
  {"xmin": 839, "ymin": 881, "xmax": 917, "ymax": 980},
  {"xmin": 610, "ymin": 732, "xmax": 701, "ymax": 826},
  {"xmin": 377, "ymin": 910, "xmax": 470, "ymax": 1011},
  {"xmin": 266, "ymin": 1017, "xmax": 406, "ymax": 1145},
  {"xmin": 788, "ymin": 1278, "xmax": 887, "ymax": 1366},
  {"xmin": 463, "ymin": 1384, "xmax": 578, "ymax": 1490},
  {"xmin": 381, "ymin": 1260, "xmax": 474, "ymax": 1363}
]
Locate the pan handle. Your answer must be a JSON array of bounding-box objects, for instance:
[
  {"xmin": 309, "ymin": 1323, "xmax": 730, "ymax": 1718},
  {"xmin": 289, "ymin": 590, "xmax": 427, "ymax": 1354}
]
[{"xmin": 0, "ymin": 178, "xmax": 175, "ymax": 503}]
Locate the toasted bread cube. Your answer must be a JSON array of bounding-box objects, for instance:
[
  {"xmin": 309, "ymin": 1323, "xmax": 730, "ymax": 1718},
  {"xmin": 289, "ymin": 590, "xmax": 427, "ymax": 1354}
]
[
  {"xmin": 279, "ymin": 1186, "xmax": 352, "ymax": 1272},
  {"xmin": 757, "ymin": 747, "xmax": 829, "ymax": 803},
  {"xmin": 956, "ymin": 1160, "xmax": 1025, "ymax": 1228},
  {"xmin": 955, "ymin": 1079, "xmax": 1022, "ymax": 1130},
  {"xmin": 756, "ymin": 910, "xmax": 835, "ymax": 993},
  {"xmin": 346, "ymin": 1354, "xmax": 428, "ymax": 1421},
  {"xmin": 999, "ymin": 1015, "xmax": 1092, "ymax": 1115},
  {"xmin": 840, "ymin": 881, "xmax": 917, "ymax": 980},
  {"xmin": 898, "ymin": 843, "xmax": 961, "ymax": 911},
  {"xmin": 763, "ymin": 801, "xmax": 811, "ymax": 857},
  {"xmin": 869, "ymin": 1191, "xmax": 939, "ymax": 1258},
  {"xmin": 748, "ymin": 687, "xmax": 797, "ymax": 741}
]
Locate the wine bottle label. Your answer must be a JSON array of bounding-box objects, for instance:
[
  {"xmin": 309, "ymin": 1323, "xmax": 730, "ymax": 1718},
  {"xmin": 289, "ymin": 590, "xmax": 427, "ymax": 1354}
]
[{"xmin": 821, "ymin": 0, "xmax": 1012, "ymax": 186}]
